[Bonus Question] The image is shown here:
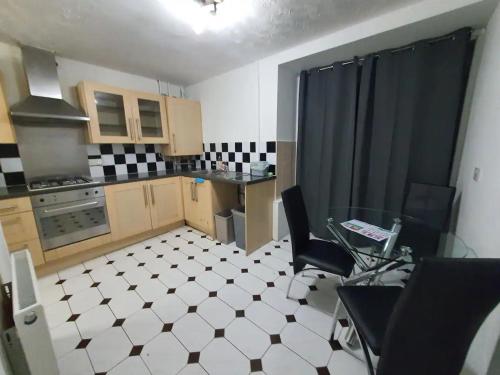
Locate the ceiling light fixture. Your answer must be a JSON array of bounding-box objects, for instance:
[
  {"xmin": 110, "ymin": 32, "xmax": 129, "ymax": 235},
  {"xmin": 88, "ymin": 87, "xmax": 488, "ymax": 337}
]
[{"xmin": 159, "ymin": 0, "xmax": 253, "ymax": 34}]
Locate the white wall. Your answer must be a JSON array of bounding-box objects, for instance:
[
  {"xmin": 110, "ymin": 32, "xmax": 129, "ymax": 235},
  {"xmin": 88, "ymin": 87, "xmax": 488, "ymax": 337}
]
[
  {"xmin": 276, "ymin": 66, "xmax": 298, "ymax": 142},
  {"xmin": 0, "ymin": 41, "xmax": 183, "ymax": 108},
  {"xmin": 456, "ymin": 3, "xmax": 500, "ymax": 374},
  {"xmin": 185, "ymin": 63, "xmax": 259, "ymax": 143}
]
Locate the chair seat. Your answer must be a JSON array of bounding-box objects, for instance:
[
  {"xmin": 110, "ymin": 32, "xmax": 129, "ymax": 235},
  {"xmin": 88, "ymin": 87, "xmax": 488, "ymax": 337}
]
[
  {"xmin": 296, "ymin": 239, "xmax": 355, "ymax": 277},
  {"xmin": 337, "ymin": 286, "xmax": 403, "ymax": 356}
]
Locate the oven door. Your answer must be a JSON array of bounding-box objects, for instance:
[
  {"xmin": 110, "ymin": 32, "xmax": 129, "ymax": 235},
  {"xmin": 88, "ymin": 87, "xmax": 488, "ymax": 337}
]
[{"xmin": 33, "ymin": 197, "xmax": 110, "ymax": 251}]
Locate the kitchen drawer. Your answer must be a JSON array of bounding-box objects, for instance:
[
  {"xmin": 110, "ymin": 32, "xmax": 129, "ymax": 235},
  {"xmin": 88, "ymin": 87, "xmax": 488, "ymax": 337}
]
[
  {"xmin": 0, "ymin": 197, "xmax": 33, "ymax": 215},
  {"xmin": 9, "ymin": 238, "xmax": 45, "ymax": 266},
  {"xmin": 0, "ymin": 211, "xmax": 39, "ymax": 245}
]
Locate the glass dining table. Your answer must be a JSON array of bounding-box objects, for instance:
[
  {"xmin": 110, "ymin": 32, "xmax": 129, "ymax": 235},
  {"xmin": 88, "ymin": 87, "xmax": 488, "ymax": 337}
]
[{"xmin": 326, "ymin": 207, "xmax": 475, "ymax": 283}]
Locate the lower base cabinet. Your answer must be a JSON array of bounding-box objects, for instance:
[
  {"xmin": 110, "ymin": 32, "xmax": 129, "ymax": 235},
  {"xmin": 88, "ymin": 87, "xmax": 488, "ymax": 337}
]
[
  {"xmin": 0, "ymin": 197, "xmax": 44, "ymax": 266},
  {"xmin": 181, "ymin": 177, "xmax": 238, "ymax": 237},
  {"xmin": 105, "ymin": 177, "xmax": 184, "ymax": 242},
  {"xmin": 149, "ymin": 177, "xmax": 184, "ymax": 228}
]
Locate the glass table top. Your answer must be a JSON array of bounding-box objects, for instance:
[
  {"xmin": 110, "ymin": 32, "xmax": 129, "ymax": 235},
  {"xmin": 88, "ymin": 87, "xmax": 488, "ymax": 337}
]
[{"xmin": 327, "ymin": 207, "xmax": 475, "ymax": 264}]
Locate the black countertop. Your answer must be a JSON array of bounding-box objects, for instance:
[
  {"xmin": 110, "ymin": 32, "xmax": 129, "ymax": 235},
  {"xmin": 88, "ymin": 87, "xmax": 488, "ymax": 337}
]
[{"xmin": 0, "ymin": 170, "xmax": 276, "ymax": 201}]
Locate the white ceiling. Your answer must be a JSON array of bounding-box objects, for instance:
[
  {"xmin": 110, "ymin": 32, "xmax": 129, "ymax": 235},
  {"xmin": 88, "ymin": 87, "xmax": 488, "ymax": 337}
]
[{"xmin": 0, "ymin": 0, "xmax": 422, "ymax": 85}]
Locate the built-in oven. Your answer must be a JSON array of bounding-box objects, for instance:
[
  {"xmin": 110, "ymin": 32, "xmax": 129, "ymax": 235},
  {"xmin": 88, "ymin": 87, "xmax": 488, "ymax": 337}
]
[{"xmin": 31, "ymin": 186, "xmax": 110, "ymax": 251}]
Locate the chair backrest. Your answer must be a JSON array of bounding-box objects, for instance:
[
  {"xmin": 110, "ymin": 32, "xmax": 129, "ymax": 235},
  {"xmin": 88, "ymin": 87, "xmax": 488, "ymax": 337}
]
[
  {"xmin": 281, "ymin": 185, "xmax": 310, "ymax": 258},
  {"xmin": 403, "ymin": 183, "xmax": 456, "ymax": 231},
  {"xmin": 378, "ymin": 257, "xmax": 500, "ymax": 375}
]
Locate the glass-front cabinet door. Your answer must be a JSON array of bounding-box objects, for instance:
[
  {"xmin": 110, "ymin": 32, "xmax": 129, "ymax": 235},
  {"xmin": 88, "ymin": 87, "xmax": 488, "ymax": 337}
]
[
  {"xmin": 78, "ymin": 82, "xmax": 134, "ymax": 143},
  {"xmin": 131, "ymin": 92, "xmax": 169, "ymax": 144}
]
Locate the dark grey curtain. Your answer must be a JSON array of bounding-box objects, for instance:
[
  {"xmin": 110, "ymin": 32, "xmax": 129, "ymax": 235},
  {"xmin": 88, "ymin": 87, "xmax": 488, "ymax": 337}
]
[
  {"xmin": 297, "ymin": 28, "xmax": 473, "ymax": 237},
  {"xmin": 297, "ymin": 61, "xmax": 359, "ymax": 237},
  {"xmin": 352, "ymin": 29, "xmax": 473, "ymax": 211}
]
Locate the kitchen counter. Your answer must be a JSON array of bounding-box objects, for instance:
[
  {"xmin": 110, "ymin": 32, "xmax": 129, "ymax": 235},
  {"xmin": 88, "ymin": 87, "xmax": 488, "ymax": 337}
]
[{"xmin": 0, "ymin": 170, "xmax": 276, "ymax": 200}]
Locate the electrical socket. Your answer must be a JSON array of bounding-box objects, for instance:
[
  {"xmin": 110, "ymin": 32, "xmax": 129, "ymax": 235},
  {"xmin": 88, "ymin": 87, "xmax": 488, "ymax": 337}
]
[{"xmin": 473, "ymin": 167, "xmax": 481, "ymax": 182}]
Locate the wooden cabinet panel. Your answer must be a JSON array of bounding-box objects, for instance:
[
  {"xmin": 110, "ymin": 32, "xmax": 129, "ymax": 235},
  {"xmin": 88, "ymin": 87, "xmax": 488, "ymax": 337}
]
[
  {"xmin": 164, "ymin": 97, "xmax": 203, "ymax": 156},
  {"xmin": 181, "ymin": 177, "xmax": 215, "ymax": 235},
  {"xmin": 105, "ymin": 181, "xmax": 153, "ymax": 241},
  {"xmin": 194, "ymin": 181, "xmax": 213, "ymax": 232},
  {"xmin": 131, "ymin": 91, "xmax": 169, "ymax": 144},
  {"xmin": 0, "ymin": 76, "xmax": 16, "ymax": 143},
  {"xmin": 0, "ymin": 211, "xmax": 38, "ymax": 246},
  {"xmin": 181, "ymin": 177, "xmax": 197, "ymax": 224},
  {"xmin": 0, "ymin": 197, "xmax": 32, "ymax": 215},
  {"xmin": 78, "ymin": 81, "xmax": 135, "ymax": 144},
  {"xmin": 149, "ymin": 177, "xmax": 184, "ymax": 229}
]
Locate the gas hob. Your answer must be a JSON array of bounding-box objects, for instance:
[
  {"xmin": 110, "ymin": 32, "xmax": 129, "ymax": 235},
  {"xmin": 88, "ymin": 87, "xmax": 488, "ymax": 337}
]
[{"xmin": 27, "ymin": 176, "xmax": 97, "ymax": 192}]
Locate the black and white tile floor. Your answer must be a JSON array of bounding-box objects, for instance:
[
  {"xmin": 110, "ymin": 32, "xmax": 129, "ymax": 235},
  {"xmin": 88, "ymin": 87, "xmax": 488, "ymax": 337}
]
[{"xmin": 39, "ymin": 226, "xmax": 366, "ymax": 375}]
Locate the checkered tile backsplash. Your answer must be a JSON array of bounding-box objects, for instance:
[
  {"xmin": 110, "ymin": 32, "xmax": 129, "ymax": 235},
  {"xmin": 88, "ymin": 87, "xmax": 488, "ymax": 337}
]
[
  {"xmin": 0, "ymin": 144, "xmax": 25, "ymax": 187},
  {"xmin": 87, "ymin": 144, "xmax": 175, "ymax": 178},
  {"xmin": 196, "ymin": 141, "xmax": 276, "ymax": 174}
]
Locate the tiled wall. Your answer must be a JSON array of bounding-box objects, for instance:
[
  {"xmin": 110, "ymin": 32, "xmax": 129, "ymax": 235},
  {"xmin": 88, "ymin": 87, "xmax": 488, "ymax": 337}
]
[
  {"xmin": 197, "ymin": 141, "xmax": 276, "ymax": 174},
  {"xmin": 87, "ymin": 144, "xmax": 174, "ymax": 178},
  {"xmin": 0, "ymin": 141, "xmax": 278, "ymax": 185},
  {"xmin": 0, "ymin": 144, "xmax": 25, "ymax": 187}
]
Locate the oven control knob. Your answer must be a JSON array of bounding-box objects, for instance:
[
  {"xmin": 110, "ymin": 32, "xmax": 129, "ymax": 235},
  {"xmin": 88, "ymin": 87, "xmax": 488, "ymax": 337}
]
[
  {"xmin": 85, "ymin": 192, "xmax": 89, "ymax": 196},
  {"xmin": 95, "ymin": 190, "xmax": 99, "ymax": 194},
  {"xmin": 39, "ymin": 198, "xmax": 44, "ymax": 203}
]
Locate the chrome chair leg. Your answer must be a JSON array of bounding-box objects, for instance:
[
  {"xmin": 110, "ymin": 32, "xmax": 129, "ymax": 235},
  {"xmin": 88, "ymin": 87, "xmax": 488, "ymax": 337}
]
[
  {"xmin": 331, "ymin": 298, "xmax": 342, "ymax": 339},
  {"xmin": 286, "ymin": 267, "xmax": 319, "ymax": 299}
]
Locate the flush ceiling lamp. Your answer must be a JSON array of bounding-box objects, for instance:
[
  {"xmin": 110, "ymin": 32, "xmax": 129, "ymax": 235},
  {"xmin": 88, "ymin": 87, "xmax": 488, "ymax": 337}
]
[{"xmin": 159, "ymin": 0, "xmax": 253, "ymax": 34}]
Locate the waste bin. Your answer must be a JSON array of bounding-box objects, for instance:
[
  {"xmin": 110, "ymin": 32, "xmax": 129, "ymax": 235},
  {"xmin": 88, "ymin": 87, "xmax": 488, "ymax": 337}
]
[
  {"xmin": 214, "ymin": 209, "xmax": 235, "ymax": 245},
  {"xmin": 231, "ymin": 207, "xmax": 246, "ymax": 250}
]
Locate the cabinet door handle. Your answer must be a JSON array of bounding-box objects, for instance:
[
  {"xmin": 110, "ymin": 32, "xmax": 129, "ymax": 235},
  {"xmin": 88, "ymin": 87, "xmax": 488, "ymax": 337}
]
[
  {"xmin": 143, "ymin": 185, "xmax": 148, "ymax": 207},
  {"xmin": 194, "ymin": 183, "xmax": 198, "ymax": 202},
  {"xmin": 172, "ymin": 134, "xmax": 176, "ymax": 154},
  {"xmin": 190, "ymin": 182, "xmax": 195, "ymax": 201},
  {"xmin": 150, "ymin": 184, "xmax": 155, "ymax": 205},
  {"xmin": 136, "ymin": 118, "xmax": 141, "ymax": 140},
  {"xmin": 129, "ymin": 118, "xmax": 135, "ymax": 141}
]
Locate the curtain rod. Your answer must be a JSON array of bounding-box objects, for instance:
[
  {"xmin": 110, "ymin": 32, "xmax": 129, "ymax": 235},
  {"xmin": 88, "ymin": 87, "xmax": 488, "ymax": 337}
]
[{"xmin": 316, "ymin": 27, "xmax": 484, "ymax": 72}]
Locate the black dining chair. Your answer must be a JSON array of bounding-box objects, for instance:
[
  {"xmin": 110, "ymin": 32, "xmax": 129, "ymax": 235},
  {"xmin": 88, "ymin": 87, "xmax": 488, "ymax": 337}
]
[
  {"xmin": 399, "ymin": 183, "xmax": 456, "ymax": 258},
  {"xmin": 281, "ymin": 185, "xmax": 356, "ymax": 298},
  {"xmin": 403, "ymin": 182, "xmax": 456, "ymax": 231},
  {"xmin": 335, "ymin": 257, "xmax": 500, "ymax": 375}
]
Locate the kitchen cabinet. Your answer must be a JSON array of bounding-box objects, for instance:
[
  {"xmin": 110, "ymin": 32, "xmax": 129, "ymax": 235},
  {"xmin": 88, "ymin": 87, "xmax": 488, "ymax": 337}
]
[
  {"xmin": 78, "ymin": 81, "xmax": 169, "ymax": 144},
  {"xmin": 105, "ymin": 181, "xmax": 153, "ymax": 241},
  {"xmin": 164, "ymin": 97, "xmax": 203, "ymax": 156},
  {"xmin": 0, "ymin": 76, "xmax": 16, "ymax": 143},
  {"xmin": 105, "ymin": 177, "xmax": 184, "ymax": 241},
  {"xmin": 0, "ymin": 197, "xmax": 44, "ymax": 266},
  {"xmin": 181, "ymin": 177, "xmax": 238, "ymax": 237},
  {"xmin": 131, "ymin": 91, "xmax": 169, "ymax": 144},
  {"xmin": 78, "ymin": 81, "xmax": 134, "ymax": 144},
  {"xmin": 149, "ymin": 177, "xmax": 184, "ymax": 229}
]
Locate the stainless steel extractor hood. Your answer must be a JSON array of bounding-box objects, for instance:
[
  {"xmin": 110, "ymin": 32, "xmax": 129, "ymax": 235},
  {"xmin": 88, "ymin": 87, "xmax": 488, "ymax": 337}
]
[{"xmin": 10, "ymin": 46, "xmax": 89, "ymax": 122}]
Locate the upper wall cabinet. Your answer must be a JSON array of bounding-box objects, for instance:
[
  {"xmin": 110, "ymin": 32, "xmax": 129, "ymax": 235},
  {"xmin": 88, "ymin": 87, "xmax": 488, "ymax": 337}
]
[
  {"xmin": 0, "ymin": 76, "xmax": 16, "ymax": 143},
  {"xmin": 131, "ymin": 91, "xmax": 169, "ymax": 144},
  {"xmin": 163, "ymin": 97, "xmax": 203, "ymax": 156},
  {"xmin": 78, "ymin": 81, "xmax": 169, "ymax": 144},
  {"xmin": 78, "ymin": 81, "xmax": 134, "ymax": 144}
]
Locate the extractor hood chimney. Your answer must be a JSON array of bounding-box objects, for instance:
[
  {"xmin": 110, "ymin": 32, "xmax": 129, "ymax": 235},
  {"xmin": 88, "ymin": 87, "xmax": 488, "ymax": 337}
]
[{"xmin": 10, "ymin": 46, "xmax": 89, "ymax": 122}]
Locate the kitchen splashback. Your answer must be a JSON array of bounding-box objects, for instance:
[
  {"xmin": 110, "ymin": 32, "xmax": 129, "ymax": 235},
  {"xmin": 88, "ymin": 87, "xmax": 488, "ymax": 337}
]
[
  {"xmin": 87, "ymin": 144, "xmax": 185, "ymax": 177},
  {"xmin": 197, "ymin": 141, "xmax": 276, "ymax": 174},
  {"xmin": 0, "ymin": 144, "xmax": 25, "ymax": 187}
]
